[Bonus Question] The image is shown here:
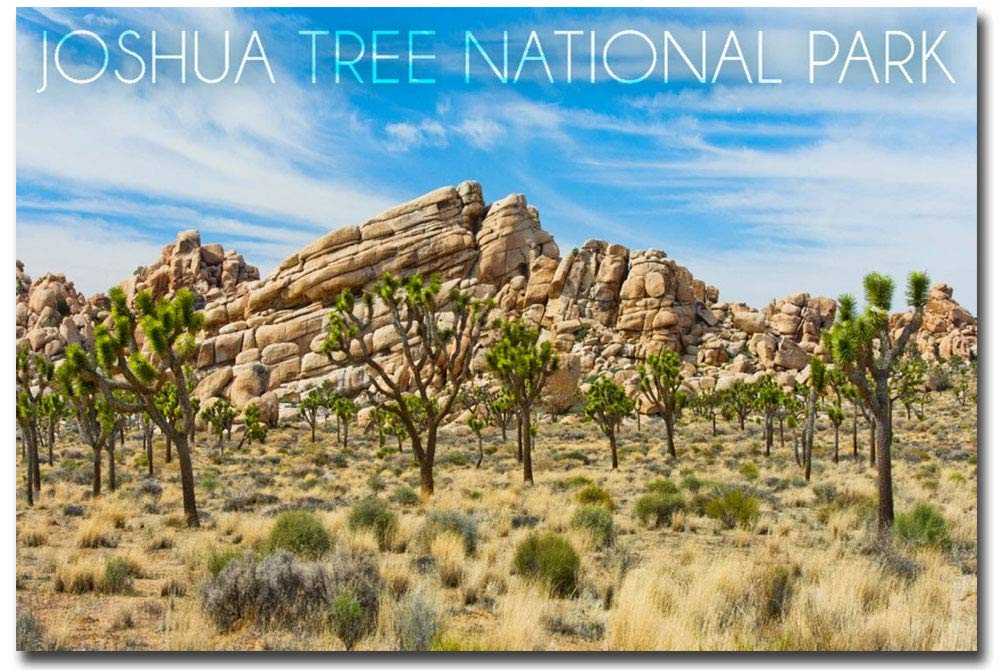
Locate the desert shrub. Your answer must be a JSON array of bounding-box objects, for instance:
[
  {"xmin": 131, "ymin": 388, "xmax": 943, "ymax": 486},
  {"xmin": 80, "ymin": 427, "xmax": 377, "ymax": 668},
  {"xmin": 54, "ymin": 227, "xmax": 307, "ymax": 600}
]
[
  {"xmin": 395, "ymin": 590, "xmax": 440, "ymax": 651},
  {"xmin": 101, "ymin": 556, "xmax": 140, "ymax": 595},
  {"xmin": 265, "ymin": 511, "xmax": 331, "ymax": 559},
  {"xmin": 634, "ymin": 493, "xmax": 686, "ymax": 529},
  {"xmin": 160, "ymin": 578, "xmax": 188, "ymax": 597},
  {"xmin": 738, "ymin": 462, "xmax": 760, "ymax": 482},
  {"xmin": 571, "ymin": 505, "xmax": 614, "ymax": 546},
  {"xmin": 812, "ymin": 482, "xmax": 838, "ymax": 504},
  {"xmin": 576, "ymin": 485, "xmax": 615, "ymax": 511},
  {"xmin": 513, "ymin": 533, "xmax": 580, "ymax": 597},
  {"xmin": 207, "ymin": 546, "xmax": 244, "ymax": 576},
  {"xmin": 331, "ymin": 592, "xmax": 365, "ymax": 650},
  {"xmin": 418, "ymin": 510, "xmax": 479, "ymax": 556},
  {"xmin": 389, "ymin": 484, "xmax": 420, "ymax": 506},
  {"xmin": 646, "ymin": 478, "xmax": 679, "ymax": 495},
  {"xmin": 347, "ymin": 498, "xmax": 398, "ymax": 550},
  {"xmin": 681, "ymin": 475, "xmax": 704, "ymax": 492},
  {"xmin": 200, "ymin": 550, "xmax": 329, "ymax": 632},
  {"xmin": 137, "ymin": 477, "xmax": 163, "ymax": 499},
  {"xmin": 328, "ymin": 548, "xmax": 383, "ymax": 632},
  {"xmin": 705, "ymin": 488, "xmax": 761, "ymax": 529},
  {"xmin": 894, "ymin": 503, "xmax": 951, "ymax": 550},
  {"xmin": 16, "ymin": 611, "xmax": 45, "ymax": 651}
]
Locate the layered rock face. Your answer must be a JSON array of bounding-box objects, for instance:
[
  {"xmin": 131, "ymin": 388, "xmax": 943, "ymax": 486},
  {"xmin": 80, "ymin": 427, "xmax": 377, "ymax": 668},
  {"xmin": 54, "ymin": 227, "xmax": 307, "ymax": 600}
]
[
  {"xmin": 120, "ymin": 230, "xmax": 259, "ymax": 306},
  {"xmin": 15, "ymin": 181, "xmax": 978, "ymax": 413}
]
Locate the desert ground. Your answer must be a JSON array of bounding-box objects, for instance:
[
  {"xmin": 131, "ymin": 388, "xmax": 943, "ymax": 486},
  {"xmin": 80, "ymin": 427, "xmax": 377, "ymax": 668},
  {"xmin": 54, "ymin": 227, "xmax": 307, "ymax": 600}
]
[{"xmin": 15, "ymin": 391, "xmax": 977, "ymax": 652}]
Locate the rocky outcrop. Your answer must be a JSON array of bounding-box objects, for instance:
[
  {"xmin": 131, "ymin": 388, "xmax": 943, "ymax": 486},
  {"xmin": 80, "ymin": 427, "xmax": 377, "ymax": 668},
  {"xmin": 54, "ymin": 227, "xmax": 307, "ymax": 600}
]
[{"xmin": 15, "ymin": 181, "xmax": 978, "ymax": 411}]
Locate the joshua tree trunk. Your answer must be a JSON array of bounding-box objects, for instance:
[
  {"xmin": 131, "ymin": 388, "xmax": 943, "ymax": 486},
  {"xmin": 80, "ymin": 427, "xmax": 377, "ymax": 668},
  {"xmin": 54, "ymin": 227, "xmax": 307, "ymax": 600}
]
[
  {"xmin": 108, "ymin": 434, "xmax": 117, "ymax": 493},
  {"xmin": 92, "ymin": 446, "xmax": 102, "ymax": 497},
  {"xmin": 173, "ymin": 433, "xmax": 199, "ymax": 527},
  {"xmin": 145, "ymin": 428, "xmax": 154, "ymax": 477},
  {"xmin": 852, "ymin": 403, "xmax": 858, "ymax": 460},
  {"xmin": 793, "ymin": 432, "xmax": 800, "ymax": 467},
  {"xmin": 636, "ymin": 411, "xmax": 641, "ymax": 434},
  {"xmin": 32, "ymin": 439, "xmax": 41, "ymax": 494},
  {"xmin": 664, "ymin": 412, "xmax": 676, "ymax": 459},
  {"xmin": 764, "ymin": 417, "xmax": 773, "ymax": 457},
  {"xmin": 779, "ymin": 419, "xmax": 785, "ymax": 451},
  {"xmin": 868, "ymin": 421, "xmax": 876, "ymax": 468},
  {"xmin": 165, "ymin": 436, "xmax": 172, "ymax": 464},
  {"xmin": 875, "ymin": 404, "xmax": 894, "ymax": 533},
  {"xmin": 47, "ymin": 421, "xmax": 55, "ymax": 466},
  {"xmin": 310, "ymin": 421, "xmax": 316, "ymax": 443},
  {"xmin": 515, "ymin": 418, "xmax": 524, "ymax": 463},
  {"xmin": 609, "ymin": 428, "xmax": 619, "ymax": 470},
  {"xmin": 804, "ymin": 390, "xmax": 818, "ymax": 481},
  {"xmin": 711, "ymin": 414, "xmax": 717, "ymax": 437},
  {"xmin": 475, "ymin": 434, "xmax": 483, "ymax": 469},
  {"xmin": 833, "ymin": 424, "xmax": 840, "ymax": 464},
  {"xmin": 521, "ymin": 410, "xmax": 533, "ymax": 485}
]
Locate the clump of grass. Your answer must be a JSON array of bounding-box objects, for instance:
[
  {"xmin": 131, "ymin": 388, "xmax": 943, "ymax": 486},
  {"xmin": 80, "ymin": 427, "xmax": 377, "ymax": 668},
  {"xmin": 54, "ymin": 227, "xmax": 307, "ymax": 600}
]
[
  {"xmin": 513, "ymin": 533, "xmax": 580, "ymax": 598},
  {"xmin": 894, "ymin": 503, "xmax": 951, "ymax": 550},
  {"xmin": 812, "ymin": 482, "xmax": 838, "ymax": 504},
  {"xmin": 634, "ymin": 493, "xmax": 685, "ymax": 529},
  {"xmin": 347, "ymin": 498, "xmax": 398, "ymax": 550},
  {"xmin": 576, "ymin": 485, "xmax": 615, "ymax": 511},
  {"xmin": 395, "ymin": 590, "xmax": 441, "ymax": 651},
  {"xmin": 76, "ymin": 517, "xmax": 118, "ymax": 549},
  {"xmin": 704, "ymin": 488, "xmax": 761, "ymax": 530},
  {"xmin": 264, "ymin": 510, "xmax": 331, "ymax": 559},
  {"xmin": 389, "ymin": 485, "xmax": 420, "ymax": 506},
  {"xmin": 681, "ymin": 474, "xmax": 704, "ymax": 492},
  {"xmin": 54, "ymin": 562, "xmax": 99, "ymax": 594},
  {"xmin": 160, "ymin": 578, "xmax": 188, "ymax": 598},
  {"xmin": 738, "ymin": 462, "xmax": 760, "ymax": 482},
  {"xmin": 206, "ymin": 547, "xmax": 245, "ymax": 576},
  {"xmin": 430, "ymin": 532, "xmax": 466, "ymax": 587},
  {"xmin": 571, "ymin": 505, "xmax": 614, "ymax": 546},
  {"xmin": 646, "ymin": 477, "xmax": 679, "ymax": 495},
  {"xmin": 101, "ymin": 556, "xmax": 142, "ymax": 595},
  {"xmin": 418, "ymin": 510, "xmax": 479, "ymax": 556}
]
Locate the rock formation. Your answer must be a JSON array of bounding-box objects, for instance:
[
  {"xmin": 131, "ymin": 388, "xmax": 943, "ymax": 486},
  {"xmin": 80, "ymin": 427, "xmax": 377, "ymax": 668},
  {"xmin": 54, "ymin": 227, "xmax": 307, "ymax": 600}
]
[{"xmin": 16, "ymin": 181, "xmax": 978, "ymax": 412}]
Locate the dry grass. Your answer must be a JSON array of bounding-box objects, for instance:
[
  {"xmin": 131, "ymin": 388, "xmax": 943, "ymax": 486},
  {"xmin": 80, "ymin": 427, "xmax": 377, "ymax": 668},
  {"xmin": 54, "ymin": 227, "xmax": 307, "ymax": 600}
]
[{"xmin": 14, "ymin": 391, "xmax": 977, "ymax": 651}]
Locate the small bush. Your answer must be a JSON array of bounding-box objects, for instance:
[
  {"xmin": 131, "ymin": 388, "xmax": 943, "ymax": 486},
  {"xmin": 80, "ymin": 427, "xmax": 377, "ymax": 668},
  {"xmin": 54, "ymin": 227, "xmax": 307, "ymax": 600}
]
[
  {"xmin": 576, "ymin": 485, "xmax": 615, "ymax": 511},
  {"xmin": 634, "ymin": 493, "xmax": 686, "ymax": 529},
  {"xmin": 101, "ymin": 556, "xmax": 140, "ymax": 595},
  {"xmin": 894, "ymin": 503, "xmax": 951, "ymax": 550},
  {"xmin": 812, "ymin": 482, "xmax": 838, "ymax": 504},
  {"xmin": 207, "ymin": 547, "xmax": 244, "ymax": 576},
  {"xmin": 513, "ymin": 533, "xmax": 580, "ymax": 597},
  {"xmin": 681, "ymin": 475, "xmax": 704, "ymax": 493},
  {"xmin": 328, "ymin": 548, "xmax": 384, "ymax": 632},
  {"xmin": 395, "ymin": 590, "xmax": 440, "ymax": 651},
  {"xmin": 571, "ymin": 505, "xmax": 614, "ymax": 546},
  {"xmin": 705, "ymin": 488, "xmax": 761, "ymax": 529},
  {"xmin": 389, "ymin": 485, "xmax": 420, "ymax": 506},
  {"xmin": 418, "ymin": 510, "xmax": 479, "ymax": 556},
  {"xmin": 646, "ymin": 478, "xmax": 679, "ymax": 495},
  {"xmin": 265, "ymin": 511, "xmax": 331, "ymax": 559},
  {"xmin": 331, "ymin": 592, "xmax": 365, "ymax": 650},
  {"xmin": 347, "ymin": 498, "xmax": 398, "ymax": 550},
  {"xmin": 739, "ymin": 462, "xmax": 760, "ymax": 482},
  {"xmin": 16, "ymin": 611, "xmax": 45, "ymax": 651}
]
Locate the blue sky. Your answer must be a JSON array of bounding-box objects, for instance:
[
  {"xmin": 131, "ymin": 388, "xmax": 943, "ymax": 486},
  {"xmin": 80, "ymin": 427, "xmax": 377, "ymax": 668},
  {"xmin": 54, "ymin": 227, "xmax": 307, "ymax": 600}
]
[{"xmin": 16, "ymin": 7, "xmax": 977, "ymax": 312}]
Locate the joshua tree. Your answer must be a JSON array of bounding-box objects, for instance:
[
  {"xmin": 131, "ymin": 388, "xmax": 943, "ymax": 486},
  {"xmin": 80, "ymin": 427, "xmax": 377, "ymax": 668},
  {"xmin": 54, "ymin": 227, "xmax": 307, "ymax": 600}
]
[
  {"xmin": 297, "ymin": 385, "xmax": 328, "ymax": 443},
  {"xmin": 725, "ymin": 380, "xmax": 755, "ymax": 431},
  {"xmin": 68, "ymin": 287, "xmax": 206, "ymax": 527},
  {"xmin": 892, "ymin": 348, "xmax": 928, "ymax": 421},
  {"xmin": 234, "ymin": 402, "xmax": 268, "ymax": 451},
  {"xmin": 753, "ymin": 377, "xmax": 784, "ymax": 457},
  {"xmin": 582, "ymin": 377, "xmax": 635, "ymax": 470},
  {"xmin": 692, "ymin": 388, "xmax": 722, "ymax": 437},
  {"xmin": 201, "ymin": 399, "xmax": 236, "ymax": 458},
  {"xmin": 826, "ymin": 405, "xmax": 845, "ymax": 464},
  {"xmin": 485, "ymin": 319, "xmax": 559, "ymax": 485},
  {"xmin": 55, "ymin": 356, "xmax": 119, "ymax": 497},
  {"xmin": 783, "ymin": 390, "xmax": 806, "ymax": 466},
  {"xmin": 636, "ymin": 349, "xmax": 687, "ymax": 458},
  {"xmin": 825, "ymin": 270, "xmax": 930, "ymax": 533},
  {"xmin": 321, "ymin": 273, "xmax": 492, "ymax": 495},
  {"xmin": 803, "ymin": 357, "xmax": 826, "ymax": 481},
  {"xmin": 15, "ymin": 348, "xmax": 53, "ymax": 506},
  {"xmin": 39, "ymin": 391, "xmax": 67, "ymax": 466},
  {"xmin": 330, "ymin": 394, "xmax": 358, "ymax": 449},
  {"xmin": 484, "ymin": 389, "xmax": 515, "ymax": 443},
  {"xmin": 466, "ymin": 415, "xmax": 486, "ymax": 469}
]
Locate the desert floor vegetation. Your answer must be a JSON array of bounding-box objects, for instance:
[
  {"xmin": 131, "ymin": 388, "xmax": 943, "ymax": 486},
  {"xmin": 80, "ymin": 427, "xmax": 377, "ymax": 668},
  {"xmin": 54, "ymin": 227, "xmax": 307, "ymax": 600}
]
[{"xmin": 15, "ymin": 392, "xmax": 976, "ymax": 651}]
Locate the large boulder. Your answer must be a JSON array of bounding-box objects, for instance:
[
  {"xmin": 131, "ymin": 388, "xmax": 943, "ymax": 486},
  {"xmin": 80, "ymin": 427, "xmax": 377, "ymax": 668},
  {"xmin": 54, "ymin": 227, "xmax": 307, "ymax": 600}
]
[{"xmin": 229, "ymin": 363, "xmax": 270, "ymax": 409}]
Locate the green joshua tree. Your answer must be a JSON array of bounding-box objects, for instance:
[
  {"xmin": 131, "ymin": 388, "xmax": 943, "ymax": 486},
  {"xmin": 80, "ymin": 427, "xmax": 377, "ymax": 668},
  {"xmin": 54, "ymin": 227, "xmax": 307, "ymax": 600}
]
[
  {"xmin": 70, "ymin": 287, "xmax": 206, "ymax": 527},
  {"xmin": 485, "ymin": 388, "xmax": 515, "ymax": 443},
  {"xmin": 39, "ymin": 391, "xmax": 67, "ymax": 466},
  {"xmin": 321, "ymin": 273, "xmax": 492, "ymax": 495},
  {"xmin": 235, "ymin": 402, "xmax": 268, "ymax": 450},
  {"xmin": 297, "ymin": 384, "xmax": 328, "ymax": 443},
  {"xmin": 803, "ymin": 357, "xmax": 826, "ymax": 481},
  {"xmin": 466, "ymin": 415, "xmax": 486, "ymax": 469},
  {"xmin": 485, "ymin": 319, "xmax": 559, "ymax": 485},
  {"xmin": 201, "ymin": 399, "xmax": 236, "ymax": 457},
  {"xmin": 329, "ymin": 394, "xmax": 358, "ymax": 449},
  {"xmin": 692, "ymin": 388, "xmax": 722, "ymax": 437},
  {"xmin": 636, "ymin": 349, "xmax": 687, "ymax": 459},
  {"xmin": 15, "ymin": 348, "xmax": 53, "ymax": 506},
  {"xmin": 582, "ymin": 377, "xmax": 635, "ymax": 470},
  {"xmin": 753, "ymin": 377, "xmax": 785, "ymax": 457},
  {"xmin": 784, "ymin": 388, "xmax": 806, "ymax": 466},
  {"xmin": 725, "ymin": 379, "xmax": 755, "ymax": 431},
  {"xmin": 825, "ymin": 270, "xmax": 930, "ymax": 534}
]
